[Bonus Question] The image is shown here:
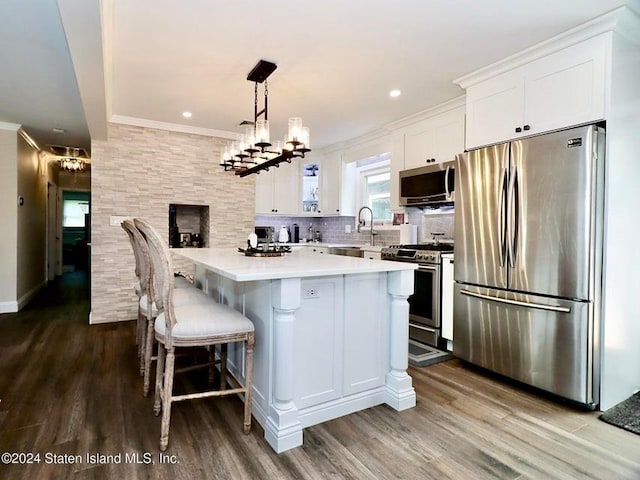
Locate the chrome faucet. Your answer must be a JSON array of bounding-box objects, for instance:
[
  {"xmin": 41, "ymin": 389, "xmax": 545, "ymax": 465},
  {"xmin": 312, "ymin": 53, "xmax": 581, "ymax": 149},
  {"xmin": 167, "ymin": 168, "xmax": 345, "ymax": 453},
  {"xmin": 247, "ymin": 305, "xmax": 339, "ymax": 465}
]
[{"xmin": 357, "ymin": 206, "xmax": 378, "ymax": 246}]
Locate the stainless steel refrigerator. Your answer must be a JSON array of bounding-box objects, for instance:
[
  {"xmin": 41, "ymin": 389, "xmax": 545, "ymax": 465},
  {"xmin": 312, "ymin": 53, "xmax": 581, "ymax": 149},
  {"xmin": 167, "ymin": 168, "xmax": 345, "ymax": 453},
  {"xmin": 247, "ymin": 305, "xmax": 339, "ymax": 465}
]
[{"xmin": 454, "ymin": 124, "xmax": 605, "ymax": 407}]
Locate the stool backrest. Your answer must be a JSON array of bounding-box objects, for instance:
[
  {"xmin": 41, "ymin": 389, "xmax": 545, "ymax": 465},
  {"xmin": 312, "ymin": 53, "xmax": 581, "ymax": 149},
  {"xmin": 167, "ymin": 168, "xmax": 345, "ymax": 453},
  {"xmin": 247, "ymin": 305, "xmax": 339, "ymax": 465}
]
[
  {"xmin": 133, "ymin": 218, "xmax": 177, "ymax": 346},
  {"xmin": 121, "ymin": 220, "xmax": 151, "ymax": 297}
]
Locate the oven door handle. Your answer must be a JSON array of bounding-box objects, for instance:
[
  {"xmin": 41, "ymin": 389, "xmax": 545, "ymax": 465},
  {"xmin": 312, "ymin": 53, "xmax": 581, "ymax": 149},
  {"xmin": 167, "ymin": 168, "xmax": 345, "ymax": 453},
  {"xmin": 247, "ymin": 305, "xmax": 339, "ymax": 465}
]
[
  {"xmin": 417, "ymin": 264, "xmax": 438, "ymax": 271},
  {"xmin": 409, "ymin": 322, "xmax": 437, "ymax": 333}
]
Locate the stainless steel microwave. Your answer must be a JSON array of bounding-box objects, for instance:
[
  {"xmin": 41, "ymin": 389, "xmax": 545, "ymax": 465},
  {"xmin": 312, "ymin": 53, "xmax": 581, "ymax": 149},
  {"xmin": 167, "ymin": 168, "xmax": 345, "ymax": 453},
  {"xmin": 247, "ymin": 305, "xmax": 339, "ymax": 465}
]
[{"xmin": 399, "ymin": 160, "xmax": 455, "ymax": 207}]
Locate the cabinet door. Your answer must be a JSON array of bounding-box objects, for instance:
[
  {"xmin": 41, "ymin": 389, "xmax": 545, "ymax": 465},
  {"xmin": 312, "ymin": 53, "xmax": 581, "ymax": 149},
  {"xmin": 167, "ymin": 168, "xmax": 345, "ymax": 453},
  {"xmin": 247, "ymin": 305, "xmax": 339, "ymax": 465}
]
[
  {"xmin": 320, "ymin": 156, "xmax": 342, "ymax": 215},
  {"xmin": 294, "ymin": 277, "xmax": 344, "ymax": 408},
  {"xmin": 255, "ymin": 172, "xmax": 274, "ymax": 214},
  {"xmin": 524, "ymin": 35, "xmax": 607, "ymax": 136},
  {"xmin": 430, "ymin": 106, "xmax": 466, "ymax": 164},
  {"xmin": 465, "ymin": 68, "xmax": 525, "ymax": 149},
  {"xmin": 404, "ymin": 118, "xmax": 437, "ymax": 169},
  {"xmin": 272, "ymin": 161, "xmax": 299, "ymax": 215},
  {"xmin": 343, "ymin": 273, "xmax": 387, "ymax": 395},
  {"xmin": 441, "ymin": 255, "xmax": 454, "ymax": 341}
]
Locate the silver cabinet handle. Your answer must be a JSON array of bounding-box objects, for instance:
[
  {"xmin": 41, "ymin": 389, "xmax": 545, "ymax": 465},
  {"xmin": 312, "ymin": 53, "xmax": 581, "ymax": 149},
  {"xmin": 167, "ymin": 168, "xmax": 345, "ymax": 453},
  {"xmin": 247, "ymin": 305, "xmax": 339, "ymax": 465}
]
[{"xmin": 460, "ymin": 289, "xmax": 571, "ymax": 313}]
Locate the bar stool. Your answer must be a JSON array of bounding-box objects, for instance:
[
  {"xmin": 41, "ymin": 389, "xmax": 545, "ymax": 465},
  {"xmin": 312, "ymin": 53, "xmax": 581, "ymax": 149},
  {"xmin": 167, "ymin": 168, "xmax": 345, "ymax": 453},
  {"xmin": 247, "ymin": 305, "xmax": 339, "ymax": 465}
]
[
  {"xmin": 122, "ymin": 220, "xmax": 216, "ymax": 395},
  {"xmin": 134, "ymin": 218, "xmax": 255, "ymax": 451}
]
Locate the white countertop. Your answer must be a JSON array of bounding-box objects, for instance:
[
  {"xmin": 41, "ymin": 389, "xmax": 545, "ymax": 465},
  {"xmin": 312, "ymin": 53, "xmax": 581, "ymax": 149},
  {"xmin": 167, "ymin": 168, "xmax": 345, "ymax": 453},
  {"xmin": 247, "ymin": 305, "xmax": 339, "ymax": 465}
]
[{"xmin": 175, "ymin": 247, "xmax": 416, "ymax": 282}]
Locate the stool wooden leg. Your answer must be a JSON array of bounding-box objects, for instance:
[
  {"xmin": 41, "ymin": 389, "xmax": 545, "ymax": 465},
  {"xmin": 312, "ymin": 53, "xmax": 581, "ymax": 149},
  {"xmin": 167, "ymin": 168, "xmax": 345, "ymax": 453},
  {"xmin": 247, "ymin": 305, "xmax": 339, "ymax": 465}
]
[
  {"xmin": 159, "ymin": 347, "xmax": 175, "ymax": 451},
  {"xmin": 220, "ymin": 343, "xmax": 228, "ymax": 390},
  {"xmin": 243, "ymin": 334, "xmax": 255, "ymax": 434},
  {"xmin": 143, "ymin": 318, "xmax": 155, "ymax": 396},
  {"xmin": 154, "ymin": 343, "xmax": 165, "ymax": 416},
  {"xmin": 207, "ymin": 345, "xmax": 215, "ymax": 385}
]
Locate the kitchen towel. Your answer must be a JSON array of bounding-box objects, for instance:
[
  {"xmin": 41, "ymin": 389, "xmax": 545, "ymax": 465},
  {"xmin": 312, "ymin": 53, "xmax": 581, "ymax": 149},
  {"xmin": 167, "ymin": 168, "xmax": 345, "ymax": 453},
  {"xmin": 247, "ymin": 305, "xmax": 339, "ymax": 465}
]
[{"xmin": 400, "ymin": 224, "xmax": 418, "ymax": 244}]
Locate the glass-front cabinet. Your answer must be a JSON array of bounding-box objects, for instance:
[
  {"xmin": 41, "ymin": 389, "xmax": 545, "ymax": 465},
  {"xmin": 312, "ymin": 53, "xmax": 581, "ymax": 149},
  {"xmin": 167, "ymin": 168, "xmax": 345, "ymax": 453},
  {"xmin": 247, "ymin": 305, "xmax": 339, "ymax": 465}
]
[{"xmin": 302, "ymin": 162, "xmax": 320, "ymax": 214}]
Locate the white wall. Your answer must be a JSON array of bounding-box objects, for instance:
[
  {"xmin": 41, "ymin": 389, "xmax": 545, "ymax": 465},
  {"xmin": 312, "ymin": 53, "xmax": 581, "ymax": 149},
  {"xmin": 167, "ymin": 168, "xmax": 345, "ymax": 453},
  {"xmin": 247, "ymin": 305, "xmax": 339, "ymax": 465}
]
[
  {"xmin": 16, "ymin": 134, "xmax": 47, "ymax": 305},
  {"xmin": 600, "ymin": 31, "xmax": 640, "ymax": 410},
  {"xmin": 0, "ymin": 126, "xmax": 18, "ymax": 312}
]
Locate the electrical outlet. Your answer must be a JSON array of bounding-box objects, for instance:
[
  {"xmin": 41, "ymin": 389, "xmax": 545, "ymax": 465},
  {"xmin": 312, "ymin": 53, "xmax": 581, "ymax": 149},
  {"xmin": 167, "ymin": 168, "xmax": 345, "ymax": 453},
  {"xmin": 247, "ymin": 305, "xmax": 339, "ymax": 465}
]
[
  {"xmin": 110, "ymin": 215, "xmax": 132, "ymax": 226},
  {"xmin": 344, "ymin": 224, "xmax": 351, "ymax": 233},
  {"xmin": 303, "ymin": 288, "xmax": 320, "ymax": 299}
]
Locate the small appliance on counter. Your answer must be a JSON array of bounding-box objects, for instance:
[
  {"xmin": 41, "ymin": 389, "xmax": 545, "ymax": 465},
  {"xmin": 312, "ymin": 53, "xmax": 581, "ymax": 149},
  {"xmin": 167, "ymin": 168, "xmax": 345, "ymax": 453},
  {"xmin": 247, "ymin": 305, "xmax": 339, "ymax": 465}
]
[
  {"xmin": 191, "ymin": 233, "xmax": 202, "ymax": 247},
  {"xmin": 255, "ymin": 226, "xmax": 274, "ymax": 244},
  {"xmin": 180, "ymin": 232, "xmax": 192, "ymax": 247}
]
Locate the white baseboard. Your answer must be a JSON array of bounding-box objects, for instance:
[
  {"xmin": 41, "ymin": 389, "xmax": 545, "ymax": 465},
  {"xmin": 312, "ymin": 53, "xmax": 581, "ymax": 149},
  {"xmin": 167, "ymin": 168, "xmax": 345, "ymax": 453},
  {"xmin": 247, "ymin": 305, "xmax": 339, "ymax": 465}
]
[
  {"xmin": 17, "ymin": 282, "xmax": 45, "ymax": 311},
  {"xmin": 0, "ymin": 301, "xmax": 19, "ymax": 314}
]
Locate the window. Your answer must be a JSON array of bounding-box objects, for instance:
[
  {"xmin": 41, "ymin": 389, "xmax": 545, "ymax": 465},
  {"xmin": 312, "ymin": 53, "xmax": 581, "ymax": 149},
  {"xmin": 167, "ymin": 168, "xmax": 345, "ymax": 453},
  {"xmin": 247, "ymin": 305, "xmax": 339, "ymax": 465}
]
[
  {"xmin": 365, "ymin": 172, "xmax": 391, "ymax": 221},
  {"xmin": 63, "ymin": 199, "xmax": 89, "ymax": 227},
  {"xmin": 356, "ymin": 153, "xmax": 392, "ymax": 223}
]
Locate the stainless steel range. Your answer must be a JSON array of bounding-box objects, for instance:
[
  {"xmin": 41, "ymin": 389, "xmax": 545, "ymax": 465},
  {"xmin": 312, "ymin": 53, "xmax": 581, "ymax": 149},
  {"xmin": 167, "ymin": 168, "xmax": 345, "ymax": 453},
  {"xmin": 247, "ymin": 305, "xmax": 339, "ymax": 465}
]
[{"xmin": 382, "ymin": 243, "xmax": 453, "ymax": 348}]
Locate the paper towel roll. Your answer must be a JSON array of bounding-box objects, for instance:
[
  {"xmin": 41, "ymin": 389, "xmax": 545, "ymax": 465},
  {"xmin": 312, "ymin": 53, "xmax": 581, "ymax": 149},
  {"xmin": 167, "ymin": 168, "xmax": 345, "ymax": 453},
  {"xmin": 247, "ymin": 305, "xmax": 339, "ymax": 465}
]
[{"xmin": 399, "ymin": 224, "xmax": 417, "ymax": 244}]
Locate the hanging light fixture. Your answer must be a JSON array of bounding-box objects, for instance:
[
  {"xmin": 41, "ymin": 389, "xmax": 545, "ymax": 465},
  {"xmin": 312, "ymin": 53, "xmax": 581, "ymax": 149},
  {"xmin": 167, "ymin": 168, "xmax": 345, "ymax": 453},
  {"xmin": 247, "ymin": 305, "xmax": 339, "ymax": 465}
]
[
  {"xmin": 219, "ymin": 60, "xmax": 311, "ymax": 177},
  {"xmin": 59, "ymin": 157, "xmax": 87, "ymax": 172}
]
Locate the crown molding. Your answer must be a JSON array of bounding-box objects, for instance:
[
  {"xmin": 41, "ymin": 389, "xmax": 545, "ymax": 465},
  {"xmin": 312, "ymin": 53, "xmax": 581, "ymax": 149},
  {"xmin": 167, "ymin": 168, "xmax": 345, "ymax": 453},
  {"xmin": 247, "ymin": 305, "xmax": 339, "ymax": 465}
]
[
  {"xmin": 454, "ymin": 6, "xmax": 639, "ymax": 89},
  {"xmin": 109, "ymin": 115, "xmax": 240, "ymax": 140},
  {"xmin": 0, "ymin": 121, "xmax": 21, "ymax": 131},
  {"xmin": 384, "ymin": 95, "xmax": 466, "ymax": 131},
  {"xmin": 18, "ymin": 129, "xmax": 41, "ymax": 151},
  {"xmin": 319, "ymin": 95, "xmax": 467, "ymax": 156}
]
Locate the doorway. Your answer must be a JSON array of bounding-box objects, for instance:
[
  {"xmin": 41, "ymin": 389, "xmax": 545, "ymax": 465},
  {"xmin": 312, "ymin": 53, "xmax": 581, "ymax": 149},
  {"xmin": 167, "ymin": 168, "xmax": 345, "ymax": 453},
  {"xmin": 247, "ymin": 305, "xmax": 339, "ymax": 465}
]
[{"xmin": 62, "ymin": 191, "xmax": 91, "ymax": 272}]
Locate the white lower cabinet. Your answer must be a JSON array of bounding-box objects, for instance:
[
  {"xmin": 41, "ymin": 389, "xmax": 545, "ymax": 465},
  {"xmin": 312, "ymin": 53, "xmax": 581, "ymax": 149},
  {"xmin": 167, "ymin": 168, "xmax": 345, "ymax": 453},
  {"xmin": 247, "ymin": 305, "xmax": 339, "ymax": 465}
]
[
  {"xmin": 362, "ymin": 249, "xmax": 381, "ymax": 260},
  {"xmin": 293, "ymin": 273, "xmax": 387, "ymax": 407},
  {"xmin": 441, "ymin": 253, "xmax": 454, "ymax": 345}
]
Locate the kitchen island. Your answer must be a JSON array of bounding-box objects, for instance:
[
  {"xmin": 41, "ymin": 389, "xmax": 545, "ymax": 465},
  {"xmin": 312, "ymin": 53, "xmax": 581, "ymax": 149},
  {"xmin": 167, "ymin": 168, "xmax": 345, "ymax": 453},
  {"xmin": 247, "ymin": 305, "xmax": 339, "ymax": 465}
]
[{"xmin": 175, "ymin": 247, "xmax": 417, "ymax": 453}]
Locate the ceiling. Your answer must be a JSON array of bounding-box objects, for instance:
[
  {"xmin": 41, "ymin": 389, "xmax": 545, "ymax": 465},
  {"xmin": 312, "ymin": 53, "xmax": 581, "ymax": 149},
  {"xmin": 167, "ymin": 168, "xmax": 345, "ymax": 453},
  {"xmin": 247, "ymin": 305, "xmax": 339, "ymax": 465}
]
[{"xmin": 1, "ymin": 0, "xmax": 638, "ymax": 157}]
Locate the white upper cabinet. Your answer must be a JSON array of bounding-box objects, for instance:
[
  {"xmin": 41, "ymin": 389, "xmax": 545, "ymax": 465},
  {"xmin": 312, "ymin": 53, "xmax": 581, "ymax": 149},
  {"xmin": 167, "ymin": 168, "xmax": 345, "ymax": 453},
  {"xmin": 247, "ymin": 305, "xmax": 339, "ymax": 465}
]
[
  {"xmin": 255, "ymin": 160, "xmax": 299, "ymax": 215},
  {"xmin": 403, "ymin": 105, "xmax": 465, "ymax": 170},
  {"xmin": 320, "ymin": 155, "xmax": 342, "ymax": 215},
  {"xmin": 524, "ymin": 36, "xmax": 607, "ymax": 137},
  {"xmin": 462, "ymin": 34, "xmax": 607, "ymax": 149}
]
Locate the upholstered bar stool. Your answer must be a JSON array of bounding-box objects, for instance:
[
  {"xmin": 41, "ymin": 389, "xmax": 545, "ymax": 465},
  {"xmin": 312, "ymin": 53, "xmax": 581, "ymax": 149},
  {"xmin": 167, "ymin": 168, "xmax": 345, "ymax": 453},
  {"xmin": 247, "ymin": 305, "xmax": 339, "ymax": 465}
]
[
  {"xmin": 134, "ymin": 218, "xmax": 255, "ymax": 451},
  {"xmin": 121, "ymin": 221, "xmax": 148, "ymax": 359},
  {"xmin": 122, "ymin": 220, "xmax": 216, "ymax": 395}
]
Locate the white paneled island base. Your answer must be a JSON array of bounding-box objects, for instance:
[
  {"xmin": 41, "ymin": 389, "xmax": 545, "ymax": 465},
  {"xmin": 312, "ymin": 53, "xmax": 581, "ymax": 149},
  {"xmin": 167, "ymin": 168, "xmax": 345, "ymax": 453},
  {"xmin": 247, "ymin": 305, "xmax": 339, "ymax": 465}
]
[{"xmin": 175, "ymin": 248, "xmax": 417, "ymax": 453}]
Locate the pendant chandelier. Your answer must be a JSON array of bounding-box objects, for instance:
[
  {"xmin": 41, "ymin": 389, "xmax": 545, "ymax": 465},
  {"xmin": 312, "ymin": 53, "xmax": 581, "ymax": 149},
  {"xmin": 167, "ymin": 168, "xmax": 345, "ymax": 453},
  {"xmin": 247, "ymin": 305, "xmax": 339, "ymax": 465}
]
[
  {"xmin": 59, "ymin": 157, "xmax": 86, "ymax": 172},
  {"xmin": 219, "ymin": 60, "xmax": 310, "ymax": 177}
]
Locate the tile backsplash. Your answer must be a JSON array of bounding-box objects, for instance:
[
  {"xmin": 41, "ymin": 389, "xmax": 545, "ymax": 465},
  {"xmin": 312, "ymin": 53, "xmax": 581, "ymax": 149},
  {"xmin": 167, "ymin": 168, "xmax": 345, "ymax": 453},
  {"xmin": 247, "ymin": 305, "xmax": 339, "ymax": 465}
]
[{"xmin": 255, "ymin": 208, "xmax": 455, "ymax": 246}]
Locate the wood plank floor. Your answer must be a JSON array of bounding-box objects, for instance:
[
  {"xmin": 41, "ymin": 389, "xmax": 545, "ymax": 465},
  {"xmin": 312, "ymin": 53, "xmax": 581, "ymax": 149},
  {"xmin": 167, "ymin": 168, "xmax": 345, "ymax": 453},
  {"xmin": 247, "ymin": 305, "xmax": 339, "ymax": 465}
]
[{"xmin": 1, "ymin": 272, "xmax": 639, "ymax": 479}]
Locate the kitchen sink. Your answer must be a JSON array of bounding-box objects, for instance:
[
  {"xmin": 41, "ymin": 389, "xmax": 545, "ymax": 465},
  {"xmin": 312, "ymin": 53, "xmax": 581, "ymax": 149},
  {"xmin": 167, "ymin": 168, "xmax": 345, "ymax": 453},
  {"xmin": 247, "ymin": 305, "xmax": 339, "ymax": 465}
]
[{"xmin": 328, "ymin": 246, "xmax": 364, "ymax": 258}]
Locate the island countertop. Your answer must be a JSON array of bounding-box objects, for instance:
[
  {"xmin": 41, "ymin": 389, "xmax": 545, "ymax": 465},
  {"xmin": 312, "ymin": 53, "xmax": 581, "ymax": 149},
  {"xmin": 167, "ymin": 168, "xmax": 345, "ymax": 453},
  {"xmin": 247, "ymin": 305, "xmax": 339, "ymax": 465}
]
[{"xmin": 174, "ymin": 247, "xmax": 416, "ymax": 282}]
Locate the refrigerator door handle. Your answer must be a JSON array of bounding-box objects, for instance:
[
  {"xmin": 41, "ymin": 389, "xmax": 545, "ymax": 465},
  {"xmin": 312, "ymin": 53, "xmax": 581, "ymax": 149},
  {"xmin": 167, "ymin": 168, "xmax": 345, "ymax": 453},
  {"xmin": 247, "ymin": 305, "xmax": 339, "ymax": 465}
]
[
  {"xmin": 498, "ymin": 167, "xmax": 508, "ymax": 267},
  {"xmin": 460, "ymin": 288, "xmax": 571, "ymax": 313},
  {"xmin": 507, "ymin": 167, "xmax": 519, "ymax": 268}
]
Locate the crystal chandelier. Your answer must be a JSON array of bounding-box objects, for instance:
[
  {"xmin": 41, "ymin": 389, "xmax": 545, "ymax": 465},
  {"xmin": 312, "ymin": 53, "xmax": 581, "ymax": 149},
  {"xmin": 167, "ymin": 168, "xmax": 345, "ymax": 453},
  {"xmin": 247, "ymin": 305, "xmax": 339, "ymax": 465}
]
[
  {"xmin": 59, "ymin": 157, "xmax": 86, "ymax": 172},
  {"xmin": 219, "ymin": 60, "xmax": 310, "ymax": 177}
]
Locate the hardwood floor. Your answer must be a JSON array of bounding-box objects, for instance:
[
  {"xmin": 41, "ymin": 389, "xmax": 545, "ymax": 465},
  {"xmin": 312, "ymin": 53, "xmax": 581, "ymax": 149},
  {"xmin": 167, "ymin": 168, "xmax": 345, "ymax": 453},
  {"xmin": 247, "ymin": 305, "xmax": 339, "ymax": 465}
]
[{"xmin": 1, "ymin": 273, "xmax": 639, "ymax": 479}]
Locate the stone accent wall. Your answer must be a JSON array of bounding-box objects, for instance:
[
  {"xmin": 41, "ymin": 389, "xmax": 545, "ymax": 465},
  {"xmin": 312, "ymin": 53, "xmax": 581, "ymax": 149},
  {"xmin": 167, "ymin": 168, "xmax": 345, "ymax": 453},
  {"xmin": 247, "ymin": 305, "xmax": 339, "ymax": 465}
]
[{"xmin": 90, "ymin": 123, "xmax": 254, "ymax": 324}]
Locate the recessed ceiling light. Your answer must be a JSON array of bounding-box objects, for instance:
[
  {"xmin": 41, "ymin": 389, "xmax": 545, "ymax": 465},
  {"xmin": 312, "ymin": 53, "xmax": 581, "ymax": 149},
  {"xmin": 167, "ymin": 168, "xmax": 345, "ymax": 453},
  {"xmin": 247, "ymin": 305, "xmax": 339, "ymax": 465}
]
[
  {"xmin": 182, "ymin": 111, "xmax": 192, "ymax": 118},
  {"xmin": 52, "ymin": 128, "xmax": 66, "ymax": 134},
  {"xmin": 389, "ymin": 89, "xmax": 401, "ymax": 98}
]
